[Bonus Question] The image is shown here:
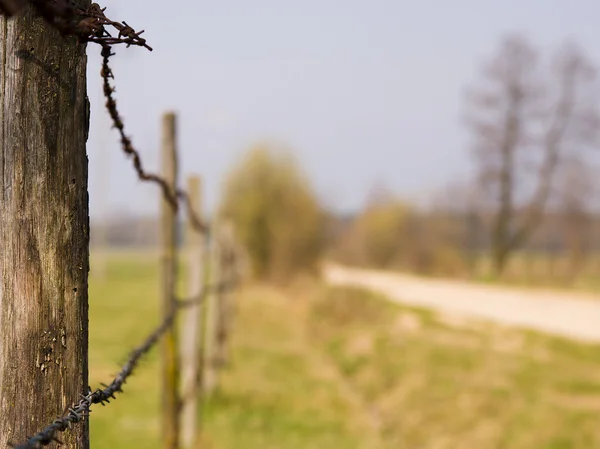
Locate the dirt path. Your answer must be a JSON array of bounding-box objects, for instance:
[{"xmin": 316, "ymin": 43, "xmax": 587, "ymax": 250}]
[{"xmin": 323, "ymin": 264, "xmax": 600, "ymax": 343}]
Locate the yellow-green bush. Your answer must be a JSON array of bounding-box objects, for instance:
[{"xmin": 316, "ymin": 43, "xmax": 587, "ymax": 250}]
[
  {"xmin": 218, "ymin": 144, "xmax": 324, "ymax": 282},
  {"xmin": 333, "ymin": 199, "xmax": 470, "ymax": 275},
  {"xmin": 333, "ymin": 198, "xmax": 413, "ymax": 269},
  {"xmin": 405, "ymin": 215, "xmax": 470, "ymax": 277}
]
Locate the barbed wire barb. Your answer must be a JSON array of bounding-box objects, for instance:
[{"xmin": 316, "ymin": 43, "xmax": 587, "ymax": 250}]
[{"xmin": 0, "ymin": 0, "xmax": 152, "ymax": 50}]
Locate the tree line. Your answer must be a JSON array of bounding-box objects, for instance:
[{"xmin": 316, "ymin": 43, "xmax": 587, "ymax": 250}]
[{"xmin": 93, "ymin": 33, "xmax": 600, "ymax": 288}]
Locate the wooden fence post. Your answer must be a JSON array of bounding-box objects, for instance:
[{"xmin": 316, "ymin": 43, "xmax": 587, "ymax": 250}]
[
  {"xmin": 202, "ymin": 223, "xmax": 221, "ymax": 395},
  {"xmin": 160, "ymin": 111, "xmax": 180, "ymax": 449},
  {"xmin": 214, "ymin": 221, "xmax": 237, "ymax": 369},
  {"xmin": 0, "ymin": 4, "xmax": 91, "ymax": 447},
  {"xmin": 180, "ymin": 175, "xmax": 205, "ymax": 448}
]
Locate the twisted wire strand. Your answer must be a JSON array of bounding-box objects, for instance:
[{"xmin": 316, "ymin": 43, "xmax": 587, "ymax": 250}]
[{"xmin": 11, "ymin": 281, "xmax": 234, "ymax": 449}]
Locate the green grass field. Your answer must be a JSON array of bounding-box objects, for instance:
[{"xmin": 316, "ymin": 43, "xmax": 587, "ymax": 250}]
[
  {"xmin": 89, "ymin": 251, "xmax": 600, "ymax": 448},
  {"xmin": 89, "ymin": 251, "xmax": 164, "ymax": 448}
]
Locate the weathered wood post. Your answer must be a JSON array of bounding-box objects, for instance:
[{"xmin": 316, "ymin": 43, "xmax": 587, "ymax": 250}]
[
  {"xmin": 180, "ymin": 175, "xmax": 205, "ymax": 448},
  {"xmin": 202, "ymin": 223, "xmax": 221, "ymax": 395},
  {"xmin": 160, "ymin": 111, "xmax": 180, "ymax": 449},
  {"xmin": 0, "ymin": 3, "xmax": 91, "ymax": 448},
  {"xmin": 214, "ymin": 221, "xmax": 236, "ymax": 369}
]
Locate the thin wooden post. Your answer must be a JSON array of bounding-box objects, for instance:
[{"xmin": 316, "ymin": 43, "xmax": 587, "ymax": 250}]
[
  {"xmin": 202, "ymin": 224, "xmax": 221, "ymax": 395},
  {"xmin": 160, "ymin": 111, "xmax": 180, "ymax": 449},
  {"xmin": 214, "ymin": 221, "xmax": 236, "ymax": 369},
  {"xmin": 180, "ymin": 175, "xmax": 205, "ymax": 448},
  {"xmin": 0, "ymin": 4, "xmax": 91, "ymax": 448}
]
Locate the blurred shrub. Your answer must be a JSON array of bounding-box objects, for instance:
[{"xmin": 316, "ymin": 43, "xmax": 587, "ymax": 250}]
[
  {"xmin": 332, "ymin": 197, "xmax": 413, "ymax": 269},
  {"xmin": 218, "ymin": 144, "xmax": 324, "ymax": 282},
  {"xmin": 405, "ymin": 214, "xmax": 470, "ymax": 277},
  {"xmin": 332, "ymin": 197, "xmax": 469, "ymax": 276}
]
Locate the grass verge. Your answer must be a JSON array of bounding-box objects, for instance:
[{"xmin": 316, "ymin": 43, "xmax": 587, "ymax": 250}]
[
  {"xmin": 88, "ymin": 252, "xmax": 600, "ymax": 448},
  {"xmin": 309, "ymin": 285, "xmax": 600, "ymax": 448}
]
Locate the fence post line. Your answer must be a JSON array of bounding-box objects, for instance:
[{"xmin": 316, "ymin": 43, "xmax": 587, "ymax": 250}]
[
  {"xmin": 180, "ymin": 175, "xmax": 205, "ymax": 448},
  {"xmin": 0, "ymin": 4, "xmax": 92, "ymax": 447},
  {"xmin": 214, "ymin": 221, "xmax": 236, "ymax": 369},
  {"xmin": 160, "ymin": 111, "xmax": 181, "ymax": 449},
  {"xmin": 202, "ymin": 221, "xmax": 221, "ymax": 395}
]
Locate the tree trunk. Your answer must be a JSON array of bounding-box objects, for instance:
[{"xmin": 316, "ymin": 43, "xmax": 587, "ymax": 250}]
[
  {"xmin": 492, "ymin": 245, "xmax": 510, "ymax": 277},
  {"xmin": 0, "ymin": 4, "xmax": 90, "ymax": 448}
]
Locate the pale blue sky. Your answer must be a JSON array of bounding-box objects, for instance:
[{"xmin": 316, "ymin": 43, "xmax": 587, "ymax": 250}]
[{"xmin": 86, "ymin": 1, "xmax": 600, "ymax": 219}]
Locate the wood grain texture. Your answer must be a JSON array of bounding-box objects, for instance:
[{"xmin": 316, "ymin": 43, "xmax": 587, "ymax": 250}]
[{"xmin": 0, "ymin": 3, "xmax": 90, "ymax": 448}]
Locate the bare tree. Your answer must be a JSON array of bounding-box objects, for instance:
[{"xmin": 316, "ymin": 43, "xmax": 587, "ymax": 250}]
[
  {"xmin": 464, "ymin": 34, "xmax": 600, "ymax": 275},
  {"xmin": 430, "ymin": 180, "xmax": 484, "ymax": 276}
]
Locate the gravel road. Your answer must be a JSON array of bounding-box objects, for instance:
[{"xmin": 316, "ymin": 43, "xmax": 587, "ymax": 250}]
[{"xmin": 323, "ymin": 264, "xmax": 600, "ymax": 343}]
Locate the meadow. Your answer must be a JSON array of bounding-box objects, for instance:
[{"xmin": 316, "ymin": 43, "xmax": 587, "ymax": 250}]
[{"xmin": 89, "ymin": 251, "xmax": 600, "ymax": 448}]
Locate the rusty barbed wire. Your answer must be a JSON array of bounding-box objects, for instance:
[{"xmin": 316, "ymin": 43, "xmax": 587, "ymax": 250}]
[
  {"xmin": 99, "ymin": 44, "xmax": 178, "ymax": 209},
  {"xmin": 0, "ymin": 1, "xmax": 212, "ymax": 234},
  {"xmin": 11, "ymin": 280, "xmax": 235, "ymax": 449},
  {"xmin": 100, "ymin": 45, "xmax": 210, "ymax": 234},
  {"xmin": 1, "ymin": 1, "xmax": 152, "ymax": 50},
  {"xmin": 2, "ymin": 3, "xmax": 228, "ymax": 447}
]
